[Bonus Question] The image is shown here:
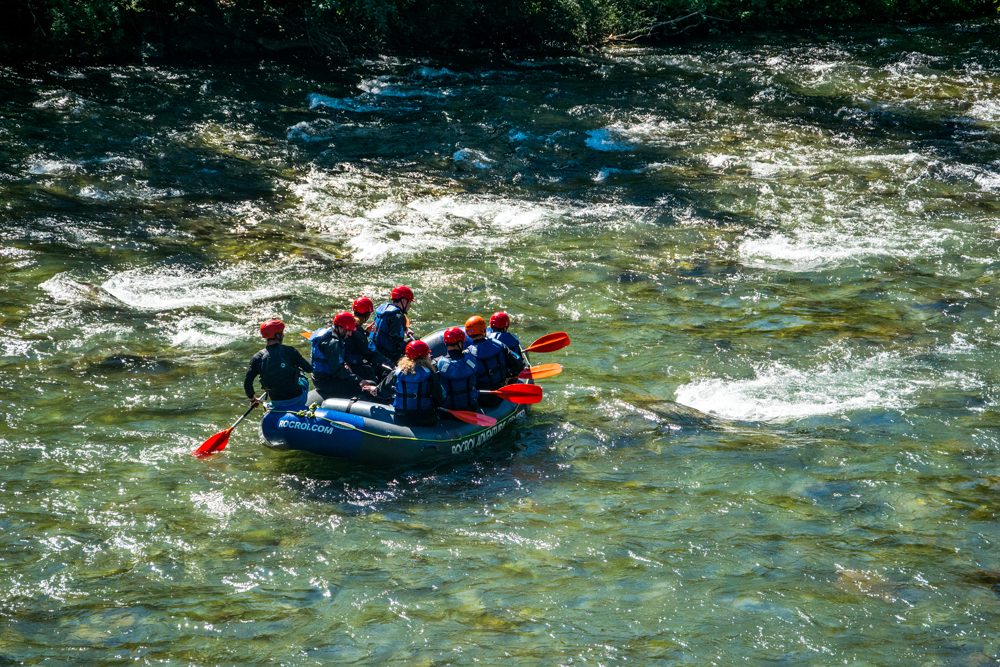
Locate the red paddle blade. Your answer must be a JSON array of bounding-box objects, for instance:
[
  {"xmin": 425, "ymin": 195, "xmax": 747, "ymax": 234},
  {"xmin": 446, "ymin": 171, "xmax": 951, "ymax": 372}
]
[
  {"xmin": 524, "ymin": 332, "xmax": 570, "ymax": 353},
  {"xmin": 300, "ymin": 331, "xmax": 312, "ymax": 338},
  {"xmin": 485, "ymin": 384, "xmax": 543, "ymax": 404},
  {"xmin": 518, "ymin": 363, "xmax": 562, "ymax": 380},
  {"xmin": 447, "ymin": 410, "xmax": 498, "ymax": 427},
  {"xmin": 192, "ymin": 428, "xmax": 233, "ymax": 456}
]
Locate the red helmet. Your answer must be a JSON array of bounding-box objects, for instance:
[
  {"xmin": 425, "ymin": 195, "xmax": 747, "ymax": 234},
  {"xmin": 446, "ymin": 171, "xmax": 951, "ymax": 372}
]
[
  {"xmin": 352, "ymin": 296, "xmax": 374, "ymax": 314},
  {"xmin": 333, "ymin": 311, "xmax": 357, "ymax": 331},
  {"xmin": 489, "ymin": 312, "xmax": 510, "ymax": 329},
  {"xmin": 465, "ymin": 316, "xmax": 487, "ymax": 338},
  {"xmin": 443, "ymin": 326, "xmax": 466, "ymax": 344},
  {"xmin": 259, "ymin": 319, "xmax": 285, "ymax": 338},
  {"xmin": 391, "ymin": 285, "xmax": 414, "ymax": 301},
  {"xmin": 405, "ymin": 340, "xmax": 431, "ymax": 360}
]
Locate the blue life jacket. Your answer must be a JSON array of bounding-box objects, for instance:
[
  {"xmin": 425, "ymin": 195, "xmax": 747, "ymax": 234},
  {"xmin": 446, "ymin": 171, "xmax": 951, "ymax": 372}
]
[
  {"xmin": 393, "ymin": 366, "xmax": 434, "ymax": 413},
  {"xmin": 309, "ymin": 328, "xmax": 336, "ymax": 374},
  {"xmin": 437, "ymin": 354, "xmax": 480, "ymax": 409},
  {"xmin": 372, "ymin": 303, "xmax": 402, "ymax": 354},
  {"xmin": 487, "ymin": 329, "xmax": 522, "ymax": 359},
  {"xmin": 468, "ymin": 338, "xmax": 507, "ymax": 389}
]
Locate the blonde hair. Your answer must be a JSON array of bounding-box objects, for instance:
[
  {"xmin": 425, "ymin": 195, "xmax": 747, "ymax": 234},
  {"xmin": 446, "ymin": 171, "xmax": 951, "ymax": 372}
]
[{"xmin": 397, "ymin": 355, "xmax": 433, "ymax": 375}]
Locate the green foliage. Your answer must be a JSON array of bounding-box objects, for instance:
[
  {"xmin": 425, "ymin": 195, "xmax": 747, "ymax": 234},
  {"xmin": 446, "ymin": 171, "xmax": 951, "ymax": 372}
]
[{"xmin": 0, "ymin": 0, "xmax": 994, "ymax": 62}]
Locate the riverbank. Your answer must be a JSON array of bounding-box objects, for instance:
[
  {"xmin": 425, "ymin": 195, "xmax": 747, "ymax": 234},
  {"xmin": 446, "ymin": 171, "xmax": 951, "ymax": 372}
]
[{"xmin": 2, "ymin": 0, "xmax": 994, "ymax": 63}]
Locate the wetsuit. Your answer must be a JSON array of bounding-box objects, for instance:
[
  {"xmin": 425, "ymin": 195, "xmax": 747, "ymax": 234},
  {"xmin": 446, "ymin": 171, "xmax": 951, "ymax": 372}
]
[
  {"xmin": 310, "ymin": 328, "xmax": 366, "ymax": 399},
  {"xmin": 344, "ymin": 322, "xmax": 391, "ymax": 382},
  {"xmin": 466, "ymin": 337, "xmax": 525, "ymax": 408},
  {"xmin": 244, "ymin": 344, "xmax": 313, "ymax": 408},
  {"xmin": 434, "ymin": 349, "xmax": 483, "ymax": 411},
  {"xmin": 373, "ymin": 363, "xmax": 446, "ymax": 427},
  {"xmin": 371, "ymin": 302, "xmax": 412, "ymax": 363}
]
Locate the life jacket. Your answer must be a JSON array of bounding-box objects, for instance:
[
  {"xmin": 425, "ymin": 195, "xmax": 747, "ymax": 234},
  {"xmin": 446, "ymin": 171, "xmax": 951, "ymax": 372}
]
[
  {"xmin": 487, "ymin": 329, "xmax": 522, "ymax": 359},
  {"xmin": 468, "ymin": 338, "xmax": 507, "ymax": 389},
  {"xmin": 309, "ymin": 328, "xmax": 336, "ymax": 374},
  {"xmin": 437, "ymin": 353, "xmax": 479, "ymax": 409},
  {"xmin": 393, "ymin": 366, "xmax": 434, "ymax": 413},
  {"xmin": 372, "ymin": 303, "xmax": 402, "ymax": 354},
  {"xmin": 260, "ymin": 345, "xmax": 300, "ymax": 394}
]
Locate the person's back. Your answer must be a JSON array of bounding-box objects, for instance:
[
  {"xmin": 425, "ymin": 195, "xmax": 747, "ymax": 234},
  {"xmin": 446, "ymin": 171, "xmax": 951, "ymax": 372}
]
[
  {"xmin": 371, "ymin": 285, "xmax": 415, "ymax": 363},
  {"xmin": 310, "ymin": 312, "xmax": 375, "ymax": 399},
  {"xmin": 344, "ymin": 296, "xmax": 390, "ymax": 381},
  {"xmin": 373, "ymin": 340, "xmax": 443, "ymax": 427},
  {"xmin": 464, "ymin": 315, "xmax": 524, "ymax": 408},
  {"xmin": 435, "ymin": 327, "xmax": 481, "ymax": 410},
  {"xmin": 487, "ymin": 311, "xmax": 523, "ymax": 359},
  {"xmin": 245, "ymin": 319, "xmax": 312, "ymax": 411}
]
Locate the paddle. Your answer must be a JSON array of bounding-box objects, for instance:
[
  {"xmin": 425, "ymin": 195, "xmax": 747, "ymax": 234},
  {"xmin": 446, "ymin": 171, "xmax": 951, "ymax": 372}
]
[
  {"xmin": 523, "ymin": 332, "xmax": 570, "ymax": 354},
  {"xmin": 480, "ymin": 384, "xmax": 543, "ymax": 404},
  {"xmin": 192, "ymin": 392, "xmax": 267, "ymax": 457},
  {"xmin": 440, "ymin": 408, "xmax": 497, "ymax": 426},
  {"xmin": 518, "ymin": 363, "xmax": 562, "ymax": 380},
  {"xmin": 301, "ymin": 331, "xmax": 312, "ymax": 338}
]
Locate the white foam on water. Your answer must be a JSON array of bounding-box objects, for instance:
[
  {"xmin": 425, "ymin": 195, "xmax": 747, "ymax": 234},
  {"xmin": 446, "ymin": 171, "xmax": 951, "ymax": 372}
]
[
  {"xmin": 415, "ymin": 66, "xmax": 456, "ymax": 79},
  {"xmin": 674, "ymin": 348, "xmax": 975, "ymax": 424},
  {"xmin": 39, "ymin": 273, "xmax": 123, "ymax": 306},
  {"xmin": 287, "ymin": 121, "xmax": 335, "ymax": 142},
  {"xmin": 28, "ymin": 158, "xmax": 79, "ymax": 175},
  {"xmin": 586, "ymin": 127, "xmax": 635, "ymax": 152},
  {"xmin": 306, "ymin": 93, "xmax": 379, "ymax": 113},
  {"xmin": 101, "ymin": 263, "xmax": 291, "ymax": 311},
  {"xmin": 292, "ymin": 171, "xmax": 569, "ymax": 261},
  {"xmin": 738, "ymin": 207, "xmax": 951, "ymax": 271},
  {"xmin": 170, "ymin": 317, "xmax": 247, "ymax": 350},
  {"xmin": 453, "ymin": 148, "xmax": 494, "ymax": 169},
  {"xmin": 358, "ymin": 76, "xmax": 446, "ymax": 98}
]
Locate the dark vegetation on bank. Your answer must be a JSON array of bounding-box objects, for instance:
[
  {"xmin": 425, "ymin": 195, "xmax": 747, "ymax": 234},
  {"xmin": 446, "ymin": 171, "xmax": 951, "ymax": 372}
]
[{"xmin": 3, "ymin": 0, "xmax": 994, "ymax": 63}]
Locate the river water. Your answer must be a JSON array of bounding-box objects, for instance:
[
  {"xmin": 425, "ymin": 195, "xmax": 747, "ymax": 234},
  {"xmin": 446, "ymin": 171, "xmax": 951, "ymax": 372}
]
[{"xmin": 3, "ymin": 20, "xmax": 1000, "ymax": 664}]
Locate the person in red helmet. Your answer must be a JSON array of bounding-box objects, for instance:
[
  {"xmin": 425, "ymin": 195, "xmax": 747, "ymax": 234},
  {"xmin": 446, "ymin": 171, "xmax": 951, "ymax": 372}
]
[
  {"xmin": 343, "ymin": 296, "xmax": 391, "ymax": 382},
  {"xmin": 244, "ymin": 318, "xmax": 313, "ymax": 410},
  {"xmin": 487, "ymin": 311, "xmax": 523, "ymax": 359},
  {"xmin": 371, "ymin": 285, "xmax": 416, "ymax": 363},
  {"xmin": 434, "ymin": 326, "xmax": 485, "ymax": 412},
  {"xmin": 372, "ymin": 339, "xmax": 445, "ymax": 427},
  {"xmin": 309, "ymin": 311, "xmax": 377, "ymax": 399},
  {"xmin": 465, "ymin": 315, "xmax": 525, "ymax": 408}
]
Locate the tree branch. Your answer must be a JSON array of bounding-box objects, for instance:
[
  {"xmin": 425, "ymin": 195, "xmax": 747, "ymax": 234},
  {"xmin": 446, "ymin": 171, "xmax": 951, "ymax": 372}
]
[{"xmin": 604, "ymin": 10, "xmax": 731, "ymax": 43}]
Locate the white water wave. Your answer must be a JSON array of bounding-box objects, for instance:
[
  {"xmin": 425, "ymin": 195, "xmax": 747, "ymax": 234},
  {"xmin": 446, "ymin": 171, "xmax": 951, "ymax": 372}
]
[
  {"xmin": 293, "ymin": 172, "xmax": 567, "ymax": 261},
  {"xmin": 738, "ymin": 218, "xmax": 951, "ymax": 272},
  {"xmin": 170, "ymin": 317, "xmax": 248, "ymax": 350},
  {"xmin": 102, "ymin": 263, "xmax": 293, "ymax": 311},
  {"xmin": 674, "ymin": 347, "xmax": 980, "ymax": 424}
]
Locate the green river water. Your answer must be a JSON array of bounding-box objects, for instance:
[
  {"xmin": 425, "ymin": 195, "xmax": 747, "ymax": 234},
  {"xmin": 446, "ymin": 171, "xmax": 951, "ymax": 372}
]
[{"xmin": 3, "ymin": 20, "xmax": 1000, "ymax": 665}]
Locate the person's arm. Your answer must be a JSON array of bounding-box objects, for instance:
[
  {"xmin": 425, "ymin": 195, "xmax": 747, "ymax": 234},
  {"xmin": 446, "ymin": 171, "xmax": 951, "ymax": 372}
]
[
  {"xmin": 389, "ymin": 314, "xmax": 407, "ymax": 357},
  {"xmin": 504, "ymin": 345, "xmax": 525, "ymax": 378},
  {"xmin": 244, "ymin": 353, "xmax": 261, "ymax": 402},
  {"xmin": 430, "ymin": 371, "xmax": 446, "ymax": 408},
  {"xmin": 289, "ymin": 346, "xmax": 314, "ymax": 374},
  {"xmin": 364, "ymin": 333, "xmax": 391, "ymax": 370},
  {"xmin": 374, "ymin": 369, "xmax": 396, "ymax": 401},
  {"xmin": 327, "ymin": 339, "xmax": 364, "ymax": 385}
]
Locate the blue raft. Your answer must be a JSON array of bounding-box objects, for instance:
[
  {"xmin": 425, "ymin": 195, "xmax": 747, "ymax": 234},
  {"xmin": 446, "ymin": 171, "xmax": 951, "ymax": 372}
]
[{"xmin": 258, "ymin": 329, "xmax": 532, "ymax": 467}]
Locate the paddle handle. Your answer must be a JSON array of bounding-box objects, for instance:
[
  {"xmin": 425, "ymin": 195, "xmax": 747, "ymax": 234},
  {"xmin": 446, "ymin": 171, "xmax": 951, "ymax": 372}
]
[{"xmin": 235, "ymin": 391, "xmax": 268, "ymax": 428}]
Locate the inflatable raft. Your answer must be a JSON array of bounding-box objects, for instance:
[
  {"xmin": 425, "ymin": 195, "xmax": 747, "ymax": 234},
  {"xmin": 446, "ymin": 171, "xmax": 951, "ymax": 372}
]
[{"xmin": 258, "ymin": 329, "xmax": 531, "ymax": 467}]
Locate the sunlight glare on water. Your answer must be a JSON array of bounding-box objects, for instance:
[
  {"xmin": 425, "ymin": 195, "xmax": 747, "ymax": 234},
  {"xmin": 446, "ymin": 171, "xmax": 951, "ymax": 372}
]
[{"xmin": 2, "ymin": 21, "xmax": 1000, "ymax": 665}]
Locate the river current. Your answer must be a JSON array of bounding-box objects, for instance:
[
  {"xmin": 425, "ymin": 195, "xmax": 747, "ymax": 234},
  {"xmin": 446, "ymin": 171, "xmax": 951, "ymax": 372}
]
[{"xmin": 3, "ymin": 21, "xmax": 1000, "ymax": 665}]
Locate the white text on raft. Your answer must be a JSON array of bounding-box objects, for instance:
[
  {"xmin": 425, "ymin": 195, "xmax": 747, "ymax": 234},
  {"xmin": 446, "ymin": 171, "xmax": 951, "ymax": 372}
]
[{"xmin": 451, "ymin": 409, "xmax": 526, "ymax": 455}]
